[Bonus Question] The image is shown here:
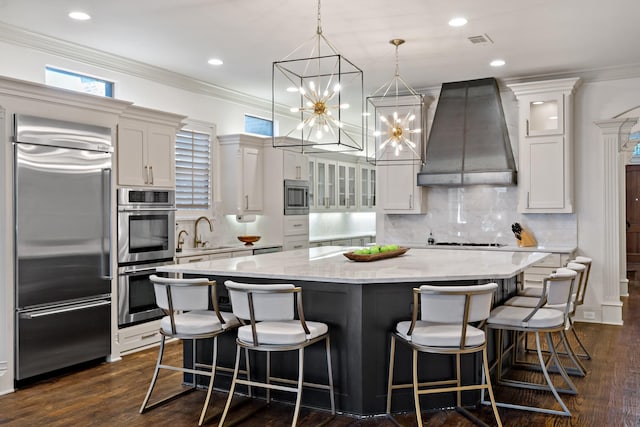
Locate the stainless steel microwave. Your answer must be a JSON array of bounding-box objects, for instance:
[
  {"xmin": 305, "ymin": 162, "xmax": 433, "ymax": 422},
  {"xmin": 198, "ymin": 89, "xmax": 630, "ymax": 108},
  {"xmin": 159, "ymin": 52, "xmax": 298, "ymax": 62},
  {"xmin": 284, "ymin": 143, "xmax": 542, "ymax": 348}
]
[{"xmin": 284, "ymin": 179, "xmax": 309, "ymax": 215}]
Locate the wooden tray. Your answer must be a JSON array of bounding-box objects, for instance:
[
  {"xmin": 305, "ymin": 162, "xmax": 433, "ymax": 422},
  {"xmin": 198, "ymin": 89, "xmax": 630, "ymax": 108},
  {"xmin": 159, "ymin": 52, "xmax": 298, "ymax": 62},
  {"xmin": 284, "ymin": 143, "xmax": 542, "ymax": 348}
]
[{"xmin": 343, "ymin": 247, "xmax": 410, "ymax": 262}]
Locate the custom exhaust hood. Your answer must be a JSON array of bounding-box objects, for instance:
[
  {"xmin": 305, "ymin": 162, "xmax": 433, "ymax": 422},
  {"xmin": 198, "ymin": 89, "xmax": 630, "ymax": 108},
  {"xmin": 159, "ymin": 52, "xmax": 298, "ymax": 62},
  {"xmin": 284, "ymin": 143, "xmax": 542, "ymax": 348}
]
[{"xmin": 417, "ymin": 77, "xmax": 516, "ymax": 186}]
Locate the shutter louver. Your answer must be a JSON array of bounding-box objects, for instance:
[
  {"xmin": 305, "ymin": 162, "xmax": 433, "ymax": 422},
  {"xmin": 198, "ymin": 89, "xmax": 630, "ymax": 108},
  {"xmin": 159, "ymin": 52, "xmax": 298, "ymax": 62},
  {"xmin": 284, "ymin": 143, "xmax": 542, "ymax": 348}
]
[{"xmin": 176, "ymin": 129, "xmax": 211, "ymax": 210}]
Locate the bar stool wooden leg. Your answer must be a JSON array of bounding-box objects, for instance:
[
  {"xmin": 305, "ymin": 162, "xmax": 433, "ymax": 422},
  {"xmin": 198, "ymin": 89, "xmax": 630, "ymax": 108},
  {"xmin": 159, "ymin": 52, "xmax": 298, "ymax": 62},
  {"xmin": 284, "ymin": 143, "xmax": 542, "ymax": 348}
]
[
  {"xmin": 386, "ymin": 335, "xmax": 396, "ymax": 415},
  {"xmin": 219, "ymin": 345, "xmax": 242, "ymax": 426},
  {"xmin": 412, "ymin": 348, "xmax": 423, "ymax": 427},
  {"xmin": 482, "ymin": 346, "xmax": 502, "ymax": 427},
  {"xmin": 291, "ymin": 348, "xmax": 305, "ymax": 427},
  {"xmin": 325, "ymin": 336, "xmax": 335, "ymax": 414},
  {"xmin": 198, "ymin": 336, "xmax": 218, "ymax": 426}
]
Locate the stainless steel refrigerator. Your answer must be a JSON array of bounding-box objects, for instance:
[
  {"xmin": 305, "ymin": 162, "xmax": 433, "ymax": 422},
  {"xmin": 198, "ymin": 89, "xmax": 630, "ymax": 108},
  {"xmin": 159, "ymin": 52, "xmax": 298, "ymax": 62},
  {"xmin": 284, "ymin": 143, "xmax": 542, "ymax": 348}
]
[{"xmin": 14, "ymin": 114, "xmax": 113, "ymax": 381}]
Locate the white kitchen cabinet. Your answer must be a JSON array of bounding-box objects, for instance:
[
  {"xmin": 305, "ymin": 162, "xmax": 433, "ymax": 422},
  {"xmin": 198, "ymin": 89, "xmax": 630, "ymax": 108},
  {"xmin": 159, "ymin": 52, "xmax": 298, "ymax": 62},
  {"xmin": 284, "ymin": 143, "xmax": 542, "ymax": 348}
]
[
  {"xmin": 282, "ymin": 215, "xmax": 309, "ymax": 251},
  {"xmin": 231, "ymin": 249, "xmax": 253, "ymax": 257},
  {"xmin": 337, "ymin": 163, "xmax": 357, "ymax": 210},
  {"xmin": 117, "ymin": 107, "xmax": 185, "ymax": 188},
  {"xmin": 284, "ymin": 215, "xmax": 309, "ymax": 236},
  {"xmin": 314, "ymin": 159, "xmax": 337, "ymax": 210},
  {"xmin": 523, "ymin": 252, "xmax": 574, "ymax": 290},
  {"xmin": 378, "ymin": 162, "xmax": 426, "ymax": 213},
  {"xmin": 118, "ymin": 320, "xmax": 163, "ymax": 355},
  {"xmin": 352, "ymin": 236, "xmax": 374, "ymax": 246},
  {"xmin": 359, "ymin": 164, "xmax": 376, "ymax": 210},
  {"xmin": 308, "ymin": 159, "xmax": 316, "ymax": 207},
  {"xmin": 508, "ymin": 78, "xmax": 580, "ymax": 213},
  {"xmin": 176, "ymin": 252, "xmax": 232, "ymax": 263},
  {"xmin": 283, "ymin": 236, "xmax": 309, "ymax": 251},
  {"xmin": 219, "ymin": 134, "xmax": 266, "ymax": 215},
  {"xmin": 283, "ymin": 151, "xmax": 309, "ymax": 181}
]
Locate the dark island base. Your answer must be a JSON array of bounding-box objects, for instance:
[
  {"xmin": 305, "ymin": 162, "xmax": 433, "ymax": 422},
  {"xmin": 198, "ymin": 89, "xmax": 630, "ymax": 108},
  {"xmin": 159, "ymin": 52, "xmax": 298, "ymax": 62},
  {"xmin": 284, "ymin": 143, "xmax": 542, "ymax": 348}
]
[{"xmin": 183, "ymin": 274, "xmax": 518, "ymax": 417}]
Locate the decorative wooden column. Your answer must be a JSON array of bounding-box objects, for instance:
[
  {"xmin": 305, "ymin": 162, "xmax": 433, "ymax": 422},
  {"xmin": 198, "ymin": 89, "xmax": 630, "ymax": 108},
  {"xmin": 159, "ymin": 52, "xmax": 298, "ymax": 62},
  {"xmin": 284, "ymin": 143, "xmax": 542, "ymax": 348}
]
[{"xmin": 595, "ymin": 117, "xmax": 638, "ymax": 325}]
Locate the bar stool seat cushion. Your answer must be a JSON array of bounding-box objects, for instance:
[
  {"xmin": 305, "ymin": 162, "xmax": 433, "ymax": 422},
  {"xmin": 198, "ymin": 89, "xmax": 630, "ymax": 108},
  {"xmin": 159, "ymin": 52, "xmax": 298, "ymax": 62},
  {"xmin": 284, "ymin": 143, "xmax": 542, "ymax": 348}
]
[
  {"xmin": 396, "ymin": 321, "xmax": 486, "ymax": 348},
  {"xmin": 520, "ymin": 287, "xmax": 544, "ymax": 297},
  {"xmin": 504, "ymin": 296, "xmax": 574, "ymax": 312},
  {"xmin": 488, "ymin": 305, "xmax": 564, "ymax": 329},
  {"xmin": 160, "ymin": 311, "xmax": 239, "ymax": 335},
  {"xmin": 237, "ymin": 320, "xmax": 328, "ymax": 345}
]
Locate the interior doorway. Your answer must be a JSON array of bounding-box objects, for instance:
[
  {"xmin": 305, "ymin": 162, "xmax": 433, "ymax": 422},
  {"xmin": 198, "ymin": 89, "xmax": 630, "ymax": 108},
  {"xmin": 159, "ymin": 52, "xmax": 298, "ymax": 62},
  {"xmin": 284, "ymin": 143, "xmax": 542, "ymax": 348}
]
[{"xmin": 626, "ymin": 164, "xmax": 640, "ymax": 287}]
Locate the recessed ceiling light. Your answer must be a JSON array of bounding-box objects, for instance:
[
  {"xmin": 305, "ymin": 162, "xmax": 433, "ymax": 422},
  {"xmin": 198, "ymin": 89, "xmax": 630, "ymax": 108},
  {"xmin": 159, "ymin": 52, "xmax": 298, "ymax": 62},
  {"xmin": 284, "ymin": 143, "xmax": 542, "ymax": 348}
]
[
  {"xmin": 68, "ymin": 11, "xmax": 91, "ymax": 21},
  {"xmin": 490, "ymin": 59, "xmax": 506, "ymax": 67},
  {"xmin": 448, "ymin": 17, "xmax": 468, "ymax": 27},
  {"xmin": 207, "ymin": 58, "xmax": 223, "ymax": 66}
]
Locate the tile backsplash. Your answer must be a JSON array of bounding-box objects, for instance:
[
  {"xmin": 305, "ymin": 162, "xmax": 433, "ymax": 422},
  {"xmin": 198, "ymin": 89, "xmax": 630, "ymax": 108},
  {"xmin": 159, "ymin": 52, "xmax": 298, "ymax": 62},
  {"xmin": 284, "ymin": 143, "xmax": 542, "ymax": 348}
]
[
  {"xmin": 175, "ymin": 202, "xmax": 262, "ymax": 249},
  {"xmin": 382, "ymin": 186, "xmax": 577, "ymax": 247}
]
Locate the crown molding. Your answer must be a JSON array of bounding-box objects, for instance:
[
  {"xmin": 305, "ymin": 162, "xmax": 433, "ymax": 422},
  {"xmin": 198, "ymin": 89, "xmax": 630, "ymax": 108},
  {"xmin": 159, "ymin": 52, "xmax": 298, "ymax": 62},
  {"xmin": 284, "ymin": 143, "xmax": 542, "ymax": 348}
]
[{"xmin": 0, "ymin": 22, "xmax": 272, "ymax": 111}]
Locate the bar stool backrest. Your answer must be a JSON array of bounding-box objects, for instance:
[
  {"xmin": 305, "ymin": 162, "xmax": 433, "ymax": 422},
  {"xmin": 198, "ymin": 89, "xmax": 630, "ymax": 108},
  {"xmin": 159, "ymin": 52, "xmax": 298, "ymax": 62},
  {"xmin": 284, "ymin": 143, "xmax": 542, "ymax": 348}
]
[
  {"xmin": 418, "ymin": 283, "xmax": 498, "ymax": 324},
  {"xmin": 573, "ymin": 256, "xmax": 592, "ymax": 305},
  {"xmin": 225, "ymin": 281, "xmax": 295, "ymax": 321},
  {"xmin": 150, "ymin": 275, "xmax": 211, "ymax": 312},
  {"xmin": 546, "ymin": 268, "xmax": 577, "ymax": 309}
]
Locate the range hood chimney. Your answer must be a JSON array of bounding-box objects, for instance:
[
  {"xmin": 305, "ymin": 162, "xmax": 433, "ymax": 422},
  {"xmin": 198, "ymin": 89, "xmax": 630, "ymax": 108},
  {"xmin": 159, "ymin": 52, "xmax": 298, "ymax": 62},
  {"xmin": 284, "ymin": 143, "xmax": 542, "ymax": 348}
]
[{"xmin": 417, "ymin": 77, "xmax": 516, "ymax": 186}]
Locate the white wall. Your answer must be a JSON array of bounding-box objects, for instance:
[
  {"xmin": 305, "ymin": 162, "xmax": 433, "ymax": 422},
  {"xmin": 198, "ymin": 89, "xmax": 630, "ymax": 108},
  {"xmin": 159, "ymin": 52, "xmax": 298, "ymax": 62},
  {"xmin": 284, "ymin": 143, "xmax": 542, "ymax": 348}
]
[{"xmin": 574, "ymin": 77, "xmax": 640, "ymax": 322}]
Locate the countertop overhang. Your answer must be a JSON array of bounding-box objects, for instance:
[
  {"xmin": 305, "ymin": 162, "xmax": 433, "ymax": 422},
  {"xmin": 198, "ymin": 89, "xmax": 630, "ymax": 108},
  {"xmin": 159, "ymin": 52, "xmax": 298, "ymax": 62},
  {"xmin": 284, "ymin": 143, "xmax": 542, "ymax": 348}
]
[{"xmin": 159, "ymin": 246, "xmax": 549, "ymax": 284}]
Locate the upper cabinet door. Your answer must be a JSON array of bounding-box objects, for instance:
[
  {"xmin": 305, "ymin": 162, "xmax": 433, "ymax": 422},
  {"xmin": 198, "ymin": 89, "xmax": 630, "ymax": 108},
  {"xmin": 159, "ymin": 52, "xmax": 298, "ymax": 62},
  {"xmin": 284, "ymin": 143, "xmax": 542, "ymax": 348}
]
[
  {"xmin": 242, "ymin": 146, "xmax": 264, "ymax": 212},
  {"xmin": 523, "ymin": 92, "xmax": 564, "ymax": 137},
  {"xmin": 283, "ymin": 151, "xmax": 309, "ymax": 180},
  {"xmin": 117, "ymin": 122, "xmax": 146, "ymax": 186},
  {"xmin": 146, "ymin": 124, "xmax": 175, "ymax": 188}
]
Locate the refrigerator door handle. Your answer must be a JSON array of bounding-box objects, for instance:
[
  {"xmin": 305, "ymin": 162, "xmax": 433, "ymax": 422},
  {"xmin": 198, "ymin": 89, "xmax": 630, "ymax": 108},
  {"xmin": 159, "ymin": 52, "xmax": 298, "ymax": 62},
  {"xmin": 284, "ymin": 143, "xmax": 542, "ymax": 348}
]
[
  {"xmin": 102, "ymin": 168, "xmax": 113, "ymax": 280},
  {"xmin": 19, "ymin": 300, "xmax": 111, "ymax": 319}
]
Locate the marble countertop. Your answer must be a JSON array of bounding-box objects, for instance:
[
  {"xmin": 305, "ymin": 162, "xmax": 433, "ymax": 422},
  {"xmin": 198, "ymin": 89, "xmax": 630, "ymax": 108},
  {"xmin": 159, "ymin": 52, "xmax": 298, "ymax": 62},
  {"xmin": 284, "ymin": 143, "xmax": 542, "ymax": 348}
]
[
  {"xmin": 309, "ymin": 233, "xmax": 376, "ymax": 243},
  {"xmin": 176, "ymin": 242, "xmax": 283, "ymax": 258},
  {"xmin": 160, "ymin": 246, "xmax": 549, "ymax": 284},
  {"xmin": 404, "ymin": 242, "xmax": 576, "ymax": 254}
]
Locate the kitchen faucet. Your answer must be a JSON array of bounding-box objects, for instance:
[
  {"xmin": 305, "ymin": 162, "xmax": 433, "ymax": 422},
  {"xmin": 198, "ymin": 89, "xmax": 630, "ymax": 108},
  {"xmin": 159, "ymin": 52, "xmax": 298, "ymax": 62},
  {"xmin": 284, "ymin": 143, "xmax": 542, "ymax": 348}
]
[
  {"xmin": 177, "ymin": 230, "xmax": 189, "ymax": 252},
  {"xmin": 194, "ymin": 216, "xmax": 213, "ymax": 248}
]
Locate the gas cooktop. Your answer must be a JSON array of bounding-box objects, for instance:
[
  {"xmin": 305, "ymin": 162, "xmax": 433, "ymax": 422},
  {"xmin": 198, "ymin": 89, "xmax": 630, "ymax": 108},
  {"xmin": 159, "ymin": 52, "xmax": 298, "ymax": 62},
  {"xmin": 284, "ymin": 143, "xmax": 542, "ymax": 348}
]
[{"xmin": 433, "ymin": 242, "xmax": 505, "ymax": 247}]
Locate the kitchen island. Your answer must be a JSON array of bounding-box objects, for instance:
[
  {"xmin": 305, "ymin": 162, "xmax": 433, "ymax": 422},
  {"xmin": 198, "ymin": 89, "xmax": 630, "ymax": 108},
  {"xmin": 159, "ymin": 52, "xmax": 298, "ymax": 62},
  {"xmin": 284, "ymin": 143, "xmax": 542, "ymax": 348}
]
[{"xmin": 158, "ymin": 246, "xmax": 548, "ymax": 416}]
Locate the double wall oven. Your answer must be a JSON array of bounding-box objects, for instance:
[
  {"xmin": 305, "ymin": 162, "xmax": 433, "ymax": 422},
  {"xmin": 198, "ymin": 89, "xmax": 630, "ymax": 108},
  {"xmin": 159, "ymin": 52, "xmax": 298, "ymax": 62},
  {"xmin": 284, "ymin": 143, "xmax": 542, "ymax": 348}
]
[{"xmin": 117, "ymin": 188, "xmax": 175, "ymax": 328}]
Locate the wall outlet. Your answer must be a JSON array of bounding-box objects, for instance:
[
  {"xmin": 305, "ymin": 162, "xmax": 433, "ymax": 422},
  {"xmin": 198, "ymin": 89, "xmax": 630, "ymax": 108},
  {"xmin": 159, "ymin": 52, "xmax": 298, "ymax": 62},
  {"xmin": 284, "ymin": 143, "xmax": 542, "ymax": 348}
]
[{"xmin": 583, "ymin": 311, "xmax": 596, "ymax": 320}]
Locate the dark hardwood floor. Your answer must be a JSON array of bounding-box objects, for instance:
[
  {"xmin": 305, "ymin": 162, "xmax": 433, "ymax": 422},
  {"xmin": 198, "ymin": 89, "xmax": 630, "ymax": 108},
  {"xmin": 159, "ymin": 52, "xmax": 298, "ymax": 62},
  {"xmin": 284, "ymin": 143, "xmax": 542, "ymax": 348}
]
[{"xmin": 1, "ymin": 287, "xmax": 640, "ymax": 426}]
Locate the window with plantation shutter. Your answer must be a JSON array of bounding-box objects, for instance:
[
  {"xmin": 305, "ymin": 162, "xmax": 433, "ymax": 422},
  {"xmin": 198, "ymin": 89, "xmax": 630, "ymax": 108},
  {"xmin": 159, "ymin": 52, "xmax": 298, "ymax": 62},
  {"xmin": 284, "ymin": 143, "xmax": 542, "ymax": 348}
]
[{"xmin": 175, "ymin": 128, "xmax": 211, "ymax": 210}]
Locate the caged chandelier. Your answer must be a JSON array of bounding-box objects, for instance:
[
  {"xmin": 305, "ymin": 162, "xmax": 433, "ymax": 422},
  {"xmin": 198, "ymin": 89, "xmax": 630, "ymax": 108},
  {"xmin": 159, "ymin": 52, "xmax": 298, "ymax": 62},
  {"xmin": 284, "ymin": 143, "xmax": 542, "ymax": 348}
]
[
  {"xmin": 367, "ymin": 39, "xmax": 424, "ymax": 165},
  {"xmin": 272, "ymin": 0, "xmax": 364, "ymax": 153}
]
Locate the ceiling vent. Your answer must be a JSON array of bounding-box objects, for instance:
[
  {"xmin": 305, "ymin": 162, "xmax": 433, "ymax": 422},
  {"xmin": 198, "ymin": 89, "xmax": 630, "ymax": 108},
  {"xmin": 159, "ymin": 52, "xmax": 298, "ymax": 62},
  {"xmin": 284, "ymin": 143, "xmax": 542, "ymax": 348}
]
[{"xmin": 467, "ymin": 34, "xmax": 494, "ymax": 45}]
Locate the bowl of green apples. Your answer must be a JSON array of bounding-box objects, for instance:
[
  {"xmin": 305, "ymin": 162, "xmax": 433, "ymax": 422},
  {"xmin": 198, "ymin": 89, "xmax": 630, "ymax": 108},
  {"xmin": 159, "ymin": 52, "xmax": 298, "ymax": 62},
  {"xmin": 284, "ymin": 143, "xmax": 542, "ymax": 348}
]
[{"xmin": 343, "ymin": 244, "xmax": 409, "ymax": 262}]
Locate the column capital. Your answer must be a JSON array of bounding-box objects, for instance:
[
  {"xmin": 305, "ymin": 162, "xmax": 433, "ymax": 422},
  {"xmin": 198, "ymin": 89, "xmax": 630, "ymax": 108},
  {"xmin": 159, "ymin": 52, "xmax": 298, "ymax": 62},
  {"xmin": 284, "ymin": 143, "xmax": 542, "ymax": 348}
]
[{"xmin": 595, "ymin": 117, "xmax": 638, "ymax": 152}]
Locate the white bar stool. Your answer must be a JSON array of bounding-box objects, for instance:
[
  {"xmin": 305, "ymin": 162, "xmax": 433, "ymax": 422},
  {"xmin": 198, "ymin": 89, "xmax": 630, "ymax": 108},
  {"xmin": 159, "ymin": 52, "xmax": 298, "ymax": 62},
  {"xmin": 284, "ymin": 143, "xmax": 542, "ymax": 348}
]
[
  {"xmin": 484, "ymin": 268, "xmax": 577, "ymax": 417},
  {"xmin": 386, "ymin": 283, "xmax": 502, "ymax": 426},
  {"xmin": 140, "ymin": 275, "xmax": 240, "ymax": 426},
  {"xmin": 219, "ymin": 281, "xmax": 335, "ymax": 427}
]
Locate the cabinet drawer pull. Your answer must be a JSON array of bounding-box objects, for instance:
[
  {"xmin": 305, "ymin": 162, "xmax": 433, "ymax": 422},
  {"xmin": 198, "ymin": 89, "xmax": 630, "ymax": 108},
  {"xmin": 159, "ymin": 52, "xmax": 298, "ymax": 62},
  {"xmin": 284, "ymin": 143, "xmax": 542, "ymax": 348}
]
[
  {"xmin": 293, "ymin": 245, "xmax": 303, "ymax": 249},
  {"xmin": 526, "ymin": 119, "xmax": 530, "ymax": 136},
  {"xmin": 141, "ymin": 332, "xmax": 158, "ymax": 340},
  {"xmin": 245, "ymin": 195, "xmax": 249, "ymax": 210},
  {"xmin": 188, "ymin": 257, "xmax": 204, "ymax": 263}
]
